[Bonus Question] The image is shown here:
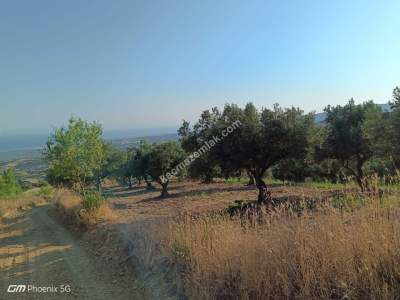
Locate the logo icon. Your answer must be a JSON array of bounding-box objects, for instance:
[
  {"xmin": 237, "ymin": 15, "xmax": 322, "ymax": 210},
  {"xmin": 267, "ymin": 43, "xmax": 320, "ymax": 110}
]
[{"xmin": 7, "ymin": 285, "xmax": 26, "ymax": 293}]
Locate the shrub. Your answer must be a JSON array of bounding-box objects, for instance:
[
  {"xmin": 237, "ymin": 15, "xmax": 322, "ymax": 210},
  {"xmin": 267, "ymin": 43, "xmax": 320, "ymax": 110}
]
[
  {"xmin": 54, "ymin": 189, "xmax": 112, "ymax": 228},
  {"xmin": 272, "ymin": 158, "xmax": 311, "ymax": 182},
  {"xmin": 53, "ymin": 189, "xmax": 82, "ymax": 223},
  {"xmin": 81, "ymin": 191, "xmax": 104, "ymax": 210},
  {"xmin": 37, "ymin": 183, "xmax": 54, "ymax": 198},
  {"xmin": 0, "ymin": 169, "xmax": 22, "ymax": 198}
]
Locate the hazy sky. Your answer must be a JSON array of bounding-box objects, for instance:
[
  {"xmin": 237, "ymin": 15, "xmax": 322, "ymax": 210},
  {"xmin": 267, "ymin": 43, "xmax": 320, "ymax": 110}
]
[{"xmin": 1, "ymin": 0, "xmax": 399, "ymax": 135}]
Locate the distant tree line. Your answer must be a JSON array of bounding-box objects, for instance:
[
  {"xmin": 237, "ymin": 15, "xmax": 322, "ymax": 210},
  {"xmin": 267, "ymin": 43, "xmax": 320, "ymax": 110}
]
[{"xmin": 43, "ymin": 86, "xmax": 400, "ymax": 203}]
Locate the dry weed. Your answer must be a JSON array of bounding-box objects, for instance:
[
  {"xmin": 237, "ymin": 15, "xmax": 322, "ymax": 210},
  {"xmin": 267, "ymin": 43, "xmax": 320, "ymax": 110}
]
[
  {"xmin": 0, "ymin": 196, "xmax": 46, "ymax": 219},
  {"xmin": 53, "ymin": 188, "xmax": 114, "ymax": 227},
  {"xmin": 165, "ymin": 199, "xmax": 400, "ymax": 299}
]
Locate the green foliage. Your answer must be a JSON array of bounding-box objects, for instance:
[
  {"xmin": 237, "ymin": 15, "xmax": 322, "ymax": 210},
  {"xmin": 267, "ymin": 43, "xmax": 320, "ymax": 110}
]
[
  {"xmin": 224, "ymin": 177, "xmax": 243, "ymax": 184},
  {"xmin": 364, "ymin": 158, "xmax": 397, "ymax": 181},
  {"xmin": 147, "ymin": 141, "xmax": 185, "ymax": 197},
  {"xmin": 123, "ymin": 141, "xmax": 154, "ymax": 188},
  {"xmin": 37, "ymin": 179, "xmax": 50, "ymax": 187},
  {"xmin": 38, "ymin": 184, "xmax": 54, "ymax": 198},
  {"xmin": 221, "ymin": 103, "xmax": 313, "ymax": 176},
  {"xmin": 316, "ymin": 100, "xmax": 380, "ymax": 190},
  {"xmin": 362, "ymin": 103, "xmax": 392, "ymax": 160},
  {"xmin": 81, "ymin": 190, "xmax": 104, "ymax": 210},
  {"xmin": 100, "ymin": 144, "xmax": 126, "ymax": 178},
  {"xmin": 389, "ymin": 87, "xmax": 400, "ymax": 169},
  {"xmin": 105, "ymin": 140, "xmax": 172, "ymax": 192},
  {"xmin": 171, "ymin": 239, "xmax": 190, "ymax": 260},
  {"xmin": 179, "ymin": 109, "xmax": 223, "ymax": 183},
  {"xmin": 179, "ymin": 102, "xmax": 314, "ymax": 202},
  {"xmin": 95, "ymin": 143, "xmax": 126, "ymax": 190},
  {"xmin": 392, "ymin": 86, "xmax": 400, "ymax": 109},
  {"xmin": 36, "ymin": 85, "xmax": 400, "ymax": 200},
  {"xmin": 220, "ymin": 103, "xmax": 314, "ymax": 201},
  {"xmin": 43, "ymin": 117, "xmax": 106, "ymax": 189},
  {"xmin": 310, "ymin": 159, "xmax": 346, "ymax": 183},
  {"xmin": 226, "ymin": 200, "xmax": 247, "ymax": 215},
  {"xmin": 297, "ymin": 181, "xmax": 351, "ymax": 189},
  {"xmin": 0, "ymin": 169, "xmax": 22, "ymax": 198},
  {"xmin": 272, "ymin": 159, "xmax": 311, "ymax": 182},
  {"xmin": 132, "ymin": 141, "xmax": 154, "ymax": 182},
  {"xmin": 147, "ymin": 142, "xmax": 185, "ymax": 180},
  {"xmin": 331, "ymin": 193, "xmax": 371, "ymax": 212}
]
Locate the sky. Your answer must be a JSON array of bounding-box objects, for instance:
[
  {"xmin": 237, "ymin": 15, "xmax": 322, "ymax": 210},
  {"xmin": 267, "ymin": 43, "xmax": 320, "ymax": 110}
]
[{"xmin": 0, "ymin": 0, "xmax": 399, "ymax": 136}]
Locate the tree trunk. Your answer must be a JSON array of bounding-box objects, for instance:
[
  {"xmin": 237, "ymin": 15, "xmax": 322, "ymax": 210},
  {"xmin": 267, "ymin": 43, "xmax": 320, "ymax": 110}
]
[
  {"xmin": 254, "ymin": 176, "xmax": 271, "ymax": 204},
  {"xmin": 355, "ymin": 160, "xmax": 369, "ymax": 192},
  {"xmin": 355, "ymin": 175, "xmax": 364, "ymax": 191},
  {"xmin": 128, "ymin": 177, "xmax": 133, "ymax": 189},
  {"xmin": 96, "ymin": 177, "xmax": 102, "ymax": 193},
  {"xmin": 246, "ymin": 170, "xmax": 255, "ymax": 186},
  {"xmin": 161, "ymin": 182, "xmax": 169, "ymax": 198},
  {"xmin": 146, "ymin": 180, "xmax": 154, "ymax": 190}
]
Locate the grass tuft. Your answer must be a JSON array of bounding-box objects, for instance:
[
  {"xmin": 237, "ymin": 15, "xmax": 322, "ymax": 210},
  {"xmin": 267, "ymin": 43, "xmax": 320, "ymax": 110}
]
[
  {"xmin": 53, "ymin": 189, "xmax": 113, "ymax": 228},
  {"xmin": 0, "ymin": 195, "xmax": 46, "ymax": 219}
]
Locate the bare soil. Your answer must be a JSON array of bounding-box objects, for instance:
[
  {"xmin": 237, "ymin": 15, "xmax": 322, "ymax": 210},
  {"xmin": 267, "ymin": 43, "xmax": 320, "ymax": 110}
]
[
  {"xmin": 106, "ymin": 180, "xmax": 339, "ymax": 222},
  {"xmin": 0, "ymin": 204, "xmax": 146, "ymax": 299}
]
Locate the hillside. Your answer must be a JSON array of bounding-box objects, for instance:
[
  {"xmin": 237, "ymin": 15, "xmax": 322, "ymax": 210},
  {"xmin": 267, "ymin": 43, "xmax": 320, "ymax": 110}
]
[{"xmin": 0, "ymin": 133, "xmax": 178, "ymax": 183}]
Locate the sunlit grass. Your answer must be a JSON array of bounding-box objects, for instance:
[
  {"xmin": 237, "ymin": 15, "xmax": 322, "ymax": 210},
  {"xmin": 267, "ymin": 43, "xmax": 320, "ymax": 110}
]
[
  {"xmin": 53, "ymin": 189, "xmax": 114, "ymax": 227},
  {"xmin": 162, "ymin": 191, "xmax": 400, "ymax": 299},
  {"xmin": 0, "ymin": 196, "xmax": 46, "ymax": 218}
]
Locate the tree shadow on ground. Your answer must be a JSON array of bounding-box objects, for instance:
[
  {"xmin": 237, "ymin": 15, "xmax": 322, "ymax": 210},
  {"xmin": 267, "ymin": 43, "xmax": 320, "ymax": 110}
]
[
  {"xmin": 105, "ymin": 182, "xmax": 285, "ymax": 204},
  {"xmin": 135, "ymin": 185, "xmax": 264, "ymax": 204},
  {"xmin": 105, "ymin": 185, "xmax": 184, "ymax": 199},
  {"xmin": 0, "ymin": 209, "xmax": 75, "ymax": 294}
]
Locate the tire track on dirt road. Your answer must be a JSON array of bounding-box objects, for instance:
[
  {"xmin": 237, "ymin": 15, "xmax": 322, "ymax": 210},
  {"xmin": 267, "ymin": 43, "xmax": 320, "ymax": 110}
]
[{"xmin": 0, "ymin": 205, "xmax": 147, "ymax": 299}]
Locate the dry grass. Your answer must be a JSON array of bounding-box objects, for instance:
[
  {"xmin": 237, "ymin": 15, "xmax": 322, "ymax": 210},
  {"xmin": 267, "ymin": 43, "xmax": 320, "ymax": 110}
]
[
  {"xmin": 53, "ymin": 189, "xmax": 114, "ymax": 228},
  {"xmin": 0, "ymin": 195, "xmax": 46, "ymax": 219},
  {"xmin": 164, "ymin": 197, "xmax": 400, "ymax": 299},
  {"xmin": 80, "ymin": 202, "xmax": 115, "ymax": 226}
]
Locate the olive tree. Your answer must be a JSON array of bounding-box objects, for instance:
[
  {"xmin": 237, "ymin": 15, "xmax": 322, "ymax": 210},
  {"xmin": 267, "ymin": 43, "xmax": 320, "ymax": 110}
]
[
  {"xmin": 126, "ymin": 141, "xmax": 155, "ymax": 189},
  {"xmin": 214, "ymin": 103, "xmax": 313, "ymax": 203},
  {"xmin": 147, "ymin": 141, "xmax": 185, "ymax": 198},
  {"xmin": 389, "ymin": 86, "xmax": 400, "ymax": 169},
  {"xmin": 316, "ymin": 100, "xmax": 379, "ymax": 190},
  {"xmin": 95, "ymin": 143, "xmax": 126, "ymax": 191},
  {"xmin": 43, "ymin": 117, "xmax": 106, "ymax": 190},
  {"xmin": 178, "ymin": 109, "xmax": 222, "ymax": 183}
]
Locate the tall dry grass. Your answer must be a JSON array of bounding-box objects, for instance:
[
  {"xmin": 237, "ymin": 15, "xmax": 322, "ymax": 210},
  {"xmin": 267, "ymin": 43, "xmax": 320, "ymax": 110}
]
[
  {"xmin": 53, "ymin": 189, "xmax": 114, "ymax": 227},
  {"xmin": 165, "ymin": 196, "xmax": 400, "ymax": 299},
  {"xmin": 0, "ymin": 196, "xmax": 46, "ymax": 219}
]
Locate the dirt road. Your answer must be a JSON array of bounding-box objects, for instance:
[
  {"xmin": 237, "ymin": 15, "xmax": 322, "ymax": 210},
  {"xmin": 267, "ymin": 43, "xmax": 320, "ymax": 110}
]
[{"xmin": 0, "ymin": 205, "xmax": 146, "ymax": 299}]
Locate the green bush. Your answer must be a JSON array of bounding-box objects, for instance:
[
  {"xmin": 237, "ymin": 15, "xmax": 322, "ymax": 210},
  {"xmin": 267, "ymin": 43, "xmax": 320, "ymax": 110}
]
[
  {"xmin": 81, "ymin": 191, "xmax": 104, "ymax": 210},
  {"xmin": 0, "ymin": 169, "xmax": 22, "ymax": 198},
  {"xmin": 38, "ymin": 184, "xmax": 54, "ymax": 198},
  {"xmin": 38, "ymin": 179, "xmax": 50, "ymax": 187},
  {"xmin": 272, "ymin": 159, "xmax": 312, "ymax": 182},
  {"xmin": 226, "ymin": 200, "xmax": 246, "ymax": 215},
  {"xmin": 20, "ymin": 181, "xmax": 34, "ymax": 190}
]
